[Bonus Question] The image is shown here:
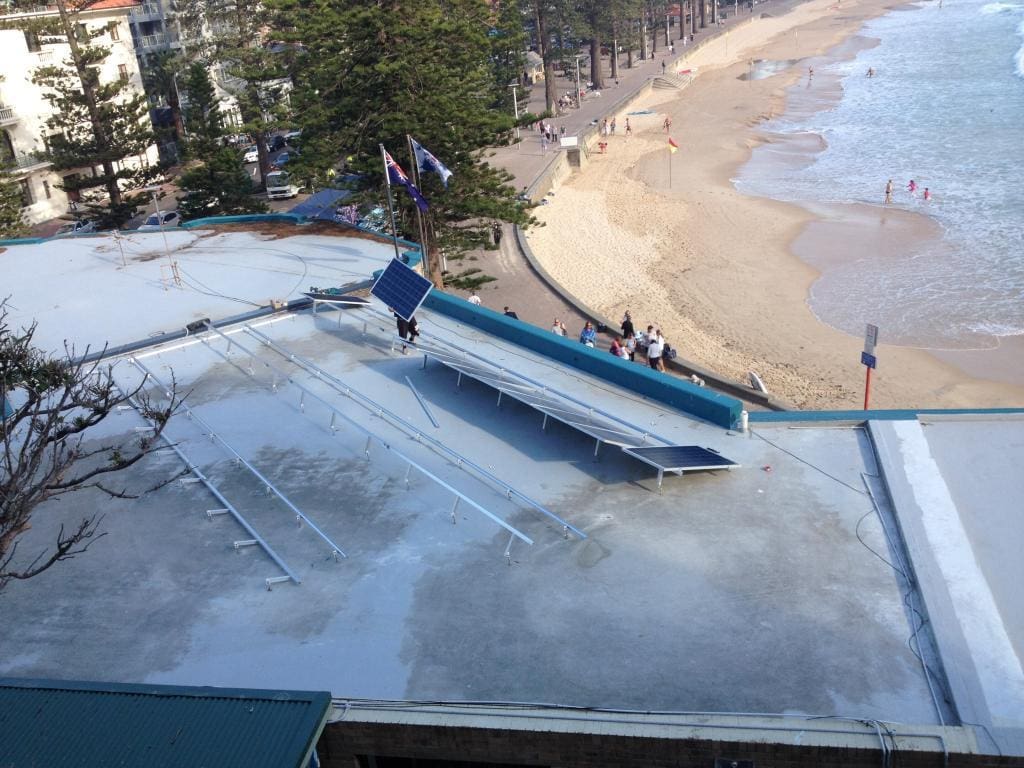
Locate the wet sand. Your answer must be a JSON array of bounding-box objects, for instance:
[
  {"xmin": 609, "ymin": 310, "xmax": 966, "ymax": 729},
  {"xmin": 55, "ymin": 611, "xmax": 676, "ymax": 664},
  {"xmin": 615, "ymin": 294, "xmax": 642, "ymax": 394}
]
[{"xmin": 525, "ymin": 0, "xmax": 1024, "ymax": 409}]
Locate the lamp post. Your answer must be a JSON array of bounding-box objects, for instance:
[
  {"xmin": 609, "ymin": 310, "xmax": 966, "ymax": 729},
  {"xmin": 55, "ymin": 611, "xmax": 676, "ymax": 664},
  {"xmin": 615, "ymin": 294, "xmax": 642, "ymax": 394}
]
[
  {"xmin": 574, "ymin": 54, "xmax": 585, "ymax": 109},
  {"xmin": 509, "ymin": 83, "xmax": 520, "ymax": 142}
]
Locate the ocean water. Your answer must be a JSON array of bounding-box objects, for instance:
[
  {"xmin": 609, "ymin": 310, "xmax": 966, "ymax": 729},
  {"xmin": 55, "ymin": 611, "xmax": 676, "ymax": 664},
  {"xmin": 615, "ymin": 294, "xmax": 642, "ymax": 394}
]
[{"xmin": 736, "ymin": 0, "xmax": 1024, "ymax": 349}]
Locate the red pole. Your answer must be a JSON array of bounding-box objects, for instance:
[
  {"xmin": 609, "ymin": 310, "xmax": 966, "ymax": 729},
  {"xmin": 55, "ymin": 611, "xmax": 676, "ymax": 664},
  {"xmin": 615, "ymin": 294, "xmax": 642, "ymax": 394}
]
[{"xmin": 863, "ymin": 366, "xmax": 872, "ymax": 410}]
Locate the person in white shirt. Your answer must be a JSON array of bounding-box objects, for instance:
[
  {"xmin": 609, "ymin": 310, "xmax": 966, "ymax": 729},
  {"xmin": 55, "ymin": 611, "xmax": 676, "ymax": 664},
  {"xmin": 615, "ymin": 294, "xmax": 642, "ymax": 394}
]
[
  {"xmin": 468, "ymin": 292, "xmax": 481, "ymax": 306},
  {"xmin": 646, "ymin": 334, "xmax": 663, "ymax": 371}
]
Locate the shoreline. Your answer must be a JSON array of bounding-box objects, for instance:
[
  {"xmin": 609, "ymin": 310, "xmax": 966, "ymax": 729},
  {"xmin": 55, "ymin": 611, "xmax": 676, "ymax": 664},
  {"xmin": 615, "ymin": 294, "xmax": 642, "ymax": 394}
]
[{"xmin": 524, "ymin": 0, "xmax": 1024, "ymax": 409}]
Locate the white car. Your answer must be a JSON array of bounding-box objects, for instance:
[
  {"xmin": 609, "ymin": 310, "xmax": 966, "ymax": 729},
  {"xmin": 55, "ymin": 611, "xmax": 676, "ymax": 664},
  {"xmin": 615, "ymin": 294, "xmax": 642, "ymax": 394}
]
[
  {"xmin": 54, "ymin": 219, "xmax": 98, "ymax": 236},
  {"xmin": 241, "ymin": 145, "xmax": 259, "ymax": 163},
  {"xmin": 137, "ymin": 210, "xmax": 181, "ymax": 231}
]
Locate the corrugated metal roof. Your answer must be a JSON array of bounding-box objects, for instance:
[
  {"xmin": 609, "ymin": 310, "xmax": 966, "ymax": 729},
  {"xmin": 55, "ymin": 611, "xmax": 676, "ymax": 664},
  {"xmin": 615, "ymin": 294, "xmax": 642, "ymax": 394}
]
[{"xmin": 0, "ymin": 678, "xmax": 331, "ymax": 768}]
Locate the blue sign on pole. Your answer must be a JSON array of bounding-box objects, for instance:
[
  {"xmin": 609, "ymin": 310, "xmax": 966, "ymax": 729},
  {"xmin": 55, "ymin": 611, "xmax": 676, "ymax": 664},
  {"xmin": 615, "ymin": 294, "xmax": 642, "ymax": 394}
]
[{"xmin": 861, "ymin": 351, "xmax": 877, "ymax": 369}]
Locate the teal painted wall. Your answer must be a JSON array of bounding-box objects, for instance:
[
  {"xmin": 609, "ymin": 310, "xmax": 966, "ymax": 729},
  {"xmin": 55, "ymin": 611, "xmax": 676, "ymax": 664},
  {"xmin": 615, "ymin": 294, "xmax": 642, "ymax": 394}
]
[{"xmin": 423, "ymin": 290, "xmax": 743, "ymax": 429}]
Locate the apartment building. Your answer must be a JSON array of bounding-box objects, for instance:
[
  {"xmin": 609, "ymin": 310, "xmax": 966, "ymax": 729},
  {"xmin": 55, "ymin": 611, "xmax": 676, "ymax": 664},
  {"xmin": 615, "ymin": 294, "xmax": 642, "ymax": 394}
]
[{"xmin": 0, "ymin": 0, "xmax": 158, "ymax": 226}]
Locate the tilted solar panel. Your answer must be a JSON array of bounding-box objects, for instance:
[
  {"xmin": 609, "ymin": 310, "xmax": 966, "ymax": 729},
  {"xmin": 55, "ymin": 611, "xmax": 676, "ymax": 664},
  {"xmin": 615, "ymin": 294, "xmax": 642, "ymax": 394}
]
[
  {"xmin": 623, "ymin": 445, "xmax": 739, "ymax": 471},
  {"xmin": 371, "ymin": 258, "xmax": 433, "ymax": 321}
]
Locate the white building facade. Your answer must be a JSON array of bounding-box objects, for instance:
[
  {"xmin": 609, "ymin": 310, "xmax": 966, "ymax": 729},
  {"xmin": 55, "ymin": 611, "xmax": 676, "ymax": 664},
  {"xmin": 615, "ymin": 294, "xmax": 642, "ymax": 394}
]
[{"xmin": 0, "ymin": 0, "xmax": 159, "ymax": 226}]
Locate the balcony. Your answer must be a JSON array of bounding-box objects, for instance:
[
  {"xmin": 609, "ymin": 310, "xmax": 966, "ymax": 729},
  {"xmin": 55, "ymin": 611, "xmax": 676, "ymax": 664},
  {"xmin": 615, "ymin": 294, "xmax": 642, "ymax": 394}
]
[
  {"xmin": 33, "ymin": 50, "xmax": 56, "ymax": 66},
  {"xmin": 8, "ymin": 152, "xmax": 53, "ymax": 174},
  {"xmin": 138, "ymin": 33, "xmax": 168, "ymax": 49},
  {"xmin": 129, "ymin": 2, "xmax": 163, "ymax": 18},
  {"xmin": 0, "ymin": 105, "xmax": 17, "ymax": 126}
]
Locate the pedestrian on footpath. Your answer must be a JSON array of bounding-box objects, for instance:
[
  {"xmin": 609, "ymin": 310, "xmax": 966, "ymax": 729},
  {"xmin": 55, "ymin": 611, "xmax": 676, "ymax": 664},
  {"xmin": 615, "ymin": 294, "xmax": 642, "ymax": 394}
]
[
  {"xmin": 646, "ymin": 332, "xmax": 664, "ymax": 371},
  {"xmin": 610, "ymin": 117, "xmax": 616, "ymax": 134},
  {"xmin": 503, "ymin": 306, "xmax": 519, "ymax": 319},
  {"xmin": 468, "ymin": 291, "xmax": 481, "ymax": 306},
  {"xmin": 621, "ymin": 310, "xmax": 635, "ymax": 340},
  {"xmin": 579, "ymin": 321, "xmax": 597, "ymax": 347}
]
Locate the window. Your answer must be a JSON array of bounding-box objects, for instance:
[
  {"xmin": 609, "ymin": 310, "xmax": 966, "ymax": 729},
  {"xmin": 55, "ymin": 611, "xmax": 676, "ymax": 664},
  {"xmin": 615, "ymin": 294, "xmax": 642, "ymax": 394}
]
[
  {"xmin": 110, "ymin": 24, "xmax": 120, "ymax": 41},
  {"xmin": 75, "ymin": 24, "xmax": 89, "ymax": 43},
  {"xmin": 43, "ymin": 180, "xmax": 52, "ymax": 199},
  {"xmin": 118, "ymin": 64, "xmax": 129, "ymax": 83},
  {"xmin": 19, "ymin": 179, "xmax": 34, "ymax": 208}
]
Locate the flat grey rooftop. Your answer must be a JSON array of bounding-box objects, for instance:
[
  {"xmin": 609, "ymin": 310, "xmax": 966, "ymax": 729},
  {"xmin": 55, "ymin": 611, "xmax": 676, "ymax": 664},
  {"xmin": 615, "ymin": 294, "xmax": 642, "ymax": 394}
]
[
  {"xmin": 0, "ymin": 304, "xmax": 948, "ymax": 725},
  {"xmin": 2, "ymin": 229, "xmax": 1022, "ymax": 755}
]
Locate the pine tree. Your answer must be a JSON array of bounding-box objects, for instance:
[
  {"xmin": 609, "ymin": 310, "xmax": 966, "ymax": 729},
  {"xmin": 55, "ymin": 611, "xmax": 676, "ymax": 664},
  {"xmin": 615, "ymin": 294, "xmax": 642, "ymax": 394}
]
[
  {"xmin": 268, "ymin": 0, "xmax": 534, "ymax": 286},
  {"xmin": 0, "ymin": 169, "xmax": 26, "ymax": 240},
  {"xmin": 177, "ymin": 147, "xmax": 267, "ymax": 219},
  {"xmin": 181, "ymin": 62, "xmax": 224, "ymax": 161},
  {"xmin": 16, "ymin": 0, "xmax": 160, "ymax": 228}
]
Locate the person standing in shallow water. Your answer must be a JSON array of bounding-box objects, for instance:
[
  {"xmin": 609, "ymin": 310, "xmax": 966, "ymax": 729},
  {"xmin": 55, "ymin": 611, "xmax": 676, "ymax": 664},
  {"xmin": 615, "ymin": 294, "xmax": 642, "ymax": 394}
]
[{"xmin": 884, "ymin": 179, "xmax": 894, "ymax": 204}]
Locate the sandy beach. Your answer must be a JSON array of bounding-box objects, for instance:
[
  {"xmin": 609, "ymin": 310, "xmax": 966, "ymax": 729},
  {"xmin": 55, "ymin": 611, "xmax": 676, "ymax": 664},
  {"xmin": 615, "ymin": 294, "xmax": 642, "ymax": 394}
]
[{"xmin": 525, "ymin": 0, "xmax": 1024, "ymax": 410}]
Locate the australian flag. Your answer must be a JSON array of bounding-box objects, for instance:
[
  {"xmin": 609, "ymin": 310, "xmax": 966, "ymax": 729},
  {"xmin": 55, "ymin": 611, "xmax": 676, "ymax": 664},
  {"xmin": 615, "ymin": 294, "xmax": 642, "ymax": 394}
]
[
  {"xmin": 384, "ymin": 149, "xmax": 429, "ymax": 212},
  {"xmin": 411, "ymin": 137, "xmax": 454, "ymax": 188}
]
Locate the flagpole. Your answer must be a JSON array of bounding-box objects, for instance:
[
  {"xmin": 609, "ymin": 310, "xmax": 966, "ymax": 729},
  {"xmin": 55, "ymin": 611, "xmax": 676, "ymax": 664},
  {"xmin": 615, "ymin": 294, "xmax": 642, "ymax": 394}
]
[
  {"xmin": 379, "ymin": 143, "xmax": 402, "ymax": 262},
  {"xmin": 406, "ymin": 134, "xmax": 432, "ymax": 281}
]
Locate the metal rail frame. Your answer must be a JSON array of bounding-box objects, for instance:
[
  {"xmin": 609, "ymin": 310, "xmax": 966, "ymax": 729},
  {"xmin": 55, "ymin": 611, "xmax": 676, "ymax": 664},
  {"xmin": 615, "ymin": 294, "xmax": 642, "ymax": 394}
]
[
  {"xmin": 237, "ymin": 324, "xmax": 579, "ymax": 539},
  {"xmin": 111, "ymin": 384, "xmax": 301, "ymax": 589},
  {"xmin": 129, "ymin": 358, "xmax": 349, "ymax": 560},
  {"xmin": 183, "ymin": 325, "xmax": 535, "ymax": 546}
]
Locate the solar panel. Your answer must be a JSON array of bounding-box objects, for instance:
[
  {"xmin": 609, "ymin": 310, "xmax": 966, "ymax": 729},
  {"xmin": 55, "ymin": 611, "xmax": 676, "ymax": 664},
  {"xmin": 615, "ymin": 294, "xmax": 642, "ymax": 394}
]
[
  {"xmin": 623, "ymin": 445, "xmax": 739, "ymax": 472},
  {"xmin": 371, "ymin": 258, "xmax": 433, "ymax": 321}
]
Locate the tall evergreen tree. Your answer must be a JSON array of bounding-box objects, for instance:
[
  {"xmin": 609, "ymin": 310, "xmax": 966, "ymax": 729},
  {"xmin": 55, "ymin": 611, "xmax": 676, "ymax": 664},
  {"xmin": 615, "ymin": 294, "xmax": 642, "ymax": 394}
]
[
  {"xmin": 181, "ymin": 62, "xmax": 224, "ymax": 160},
  {"xmin": 269, "ymin": 0, "xmax": 534, "ymax": 286},
  {"xmin": 11, "ymin": 0, "xmax": 160, "ymax": 228}
]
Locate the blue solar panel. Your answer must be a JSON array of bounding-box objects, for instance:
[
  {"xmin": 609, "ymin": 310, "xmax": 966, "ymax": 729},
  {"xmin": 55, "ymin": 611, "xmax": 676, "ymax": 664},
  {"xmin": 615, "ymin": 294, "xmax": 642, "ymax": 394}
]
[
  {"xmin": 623, "ymin": 445, "xmax": 739, "ymax": 471},
  {"xmin": 371, "ymin": 258, "xmax": 433, "ymax": 321}
]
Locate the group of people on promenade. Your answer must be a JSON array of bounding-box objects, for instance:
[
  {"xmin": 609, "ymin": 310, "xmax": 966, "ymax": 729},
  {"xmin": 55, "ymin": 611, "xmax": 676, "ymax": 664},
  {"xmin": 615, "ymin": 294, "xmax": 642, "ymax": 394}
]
[{"xmin": 549, "ymin": 310, "xmax": 674, "ymax": 373}]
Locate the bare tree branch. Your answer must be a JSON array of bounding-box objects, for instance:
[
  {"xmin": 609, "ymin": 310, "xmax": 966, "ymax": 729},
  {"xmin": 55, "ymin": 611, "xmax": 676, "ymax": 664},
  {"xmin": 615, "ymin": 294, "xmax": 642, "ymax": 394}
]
[{"xmin": 1, "ymin": 301, "xmax": 181, "ymax": 590}]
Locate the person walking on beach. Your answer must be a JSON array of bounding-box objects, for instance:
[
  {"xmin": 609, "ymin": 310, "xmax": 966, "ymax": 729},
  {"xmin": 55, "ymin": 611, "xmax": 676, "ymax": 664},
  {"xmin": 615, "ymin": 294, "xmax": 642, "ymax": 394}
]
[
  {"xmin": 662, "ymin": 61, "xmax": 667, "ymax": 74},
  {"xmin": 907, "ymin": 179, "xmax": 917, "ymax": 196},
  {"xmin": 663, "ymin": 116, "xmax": 672, "ymax": 133},
  {"xmin": 625, "ymin": 118, "xmax": 632, "ymax": 137},
  {"xmin": 884, "ymin": 179, "xmax": 894, "ymax": 204}
]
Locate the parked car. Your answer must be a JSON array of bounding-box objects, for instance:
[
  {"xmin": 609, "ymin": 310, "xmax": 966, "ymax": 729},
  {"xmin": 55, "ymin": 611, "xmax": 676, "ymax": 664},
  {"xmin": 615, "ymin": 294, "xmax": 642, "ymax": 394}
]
[
  {"xmin": 284, "ymin": 130, "xmax": 302, "ymax": 147},
  {"xmin": 54, "ymin": 219, "xmax": 98, "ymax": 236},
  {"xmin": 270, "ymin": 150, "xmax": 297, "ymax": 169},
  {"xmin": 241, "ymin": 145, "xmax": 259, "ymax": 163},
  {"xmin": 137, "ymin": 210, "xmax": 181, "ymax": 231},
  {"xmin": 268, "ymin": 134, "xmax": 287, "ymax": 152}
]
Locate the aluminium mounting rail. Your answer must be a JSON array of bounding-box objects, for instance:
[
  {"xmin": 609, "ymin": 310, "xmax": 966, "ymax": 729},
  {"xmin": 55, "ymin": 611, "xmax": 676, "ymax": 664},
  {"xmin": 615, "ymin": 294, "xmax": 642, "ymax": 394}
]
[
  {"xmin": 111, "ymin": 382, "xmax": 300, "ymax": 589},
  {"xmin": 129, "ymin": 357, "xmax": 348, "ymax": 559},
  {"xmin": 237, "ymin": 323, "xmax": 585, "ymax": 539},
  {"xmin": 182, "ymin": 324, "xmax": 534, "ymax": 546}
]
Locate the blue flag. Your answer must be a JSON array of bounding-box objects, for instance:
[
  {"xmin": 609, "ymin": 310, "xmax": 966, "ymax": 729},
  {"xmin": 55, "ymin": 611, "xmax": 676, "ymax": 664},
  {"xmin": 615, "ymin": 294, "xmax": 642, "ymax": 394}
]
[
  {"xmin": 384, "ymin": 149, "xmax": 429, "ymax": 212},
  {"xmin": 411, "ymin": 138, "xmax": 454, "ymax": 188}
]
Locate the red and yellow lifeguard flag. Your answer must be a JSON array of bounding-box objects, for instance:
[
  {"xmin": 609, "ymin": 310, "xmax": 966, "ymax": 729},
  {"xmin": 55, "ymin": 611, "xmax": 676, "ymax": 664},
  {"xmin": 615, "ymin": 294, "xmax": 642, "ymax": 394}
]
[{"xmin": 668, "ymin": 137, "xmax": 679, "ymax": 154}]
